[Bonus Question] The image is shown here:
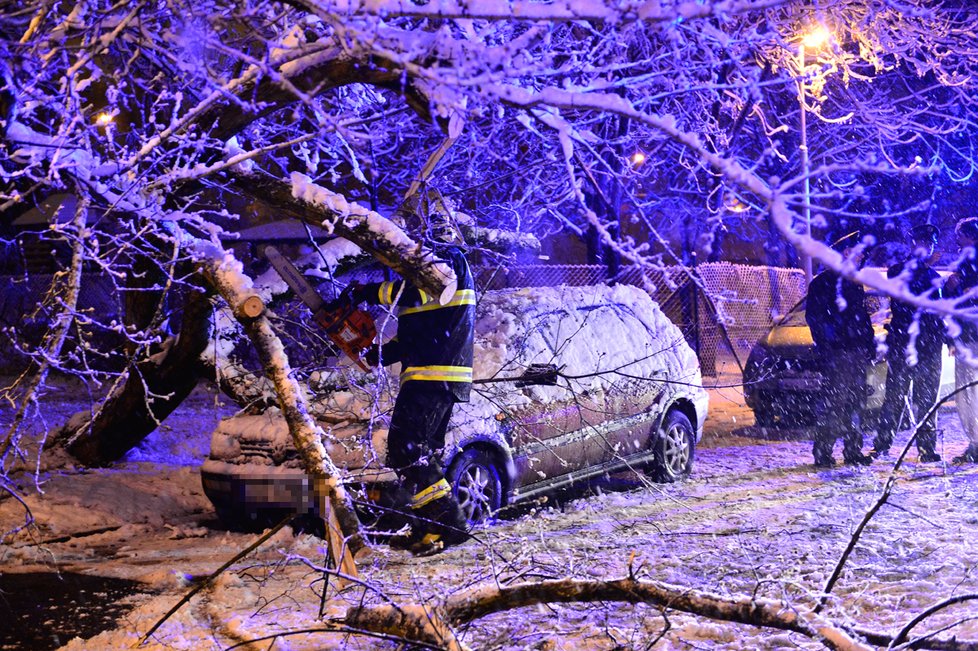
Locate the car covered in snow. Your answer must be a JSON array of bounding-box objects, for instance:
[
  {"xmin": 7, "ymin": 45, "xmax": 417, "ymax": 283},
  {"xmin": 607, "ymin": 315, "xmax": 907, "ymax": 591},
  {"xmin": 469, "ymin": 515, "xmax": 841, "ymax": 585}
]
[
  {"xmin": 201, "ymin": 283, "xmax": 709, "ymax": 530},
  {"xmin": 743, "ymin": 294, "xmax": 954, "ymax": 428}
]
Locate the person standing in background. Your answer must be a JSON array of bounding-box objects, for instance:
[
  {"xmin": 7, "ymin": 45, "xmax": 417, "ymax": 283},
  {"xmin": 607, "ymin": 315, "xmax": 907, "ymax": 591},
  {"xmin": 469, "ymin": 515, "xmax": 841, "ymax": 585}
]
[
  {"xmin": 944, "ymin": 217, "xmax": 978, "ymax": 464},
  {"xmin": 871, "ymin": 224, "xmax": 944, "ymax": 462},
  {"xmin": 805, "ymin": 232, "xmax": 876, "ymax": 468}
]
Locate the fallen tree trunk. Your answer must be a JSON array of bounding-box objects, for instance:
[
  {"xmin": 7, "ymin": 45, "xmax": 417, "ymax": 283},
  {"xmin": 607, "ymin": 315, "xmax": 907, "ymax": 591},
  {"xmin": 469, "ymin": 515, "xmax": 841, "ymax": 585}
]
[
  {"xmin": 339, "ymin": 576, "xmax": 978, "ymax": 651},
  {"xmin": 49, "ymin": 287, "xmax": 214, "ymax": 466},
  {"xmin": 195, "ymin": 240, "xmax": 364, "ymax": 561}
]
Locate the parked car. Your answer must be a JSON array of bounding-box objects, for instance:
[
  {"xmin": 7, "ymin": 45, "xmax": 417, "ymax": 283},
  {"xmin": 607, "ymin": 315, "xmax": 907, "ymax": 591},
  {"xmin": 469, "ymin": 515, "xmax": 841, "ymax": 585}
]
[
  {"xmin": 743, "ymin": 294, "xmax": 954, "ymax": 428},
  {"xmin": 201, "ymin": 283, "xmax": 709, "ymax": 530}
]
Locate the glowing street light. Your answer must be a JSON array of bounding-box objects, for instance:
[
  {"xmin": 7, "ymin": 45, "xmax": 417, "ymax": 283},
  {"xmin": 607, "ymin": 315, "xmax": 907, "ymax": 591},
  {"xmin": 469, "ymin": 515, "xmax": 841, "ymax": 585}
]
[
  {"xmin": 724, "ymin": 195, "xmax": 749, "ymax": 213},
  {"xmin": 630, "ymin": 151, "xmax": 646, "ymax": 166},
  {"xmin": 797, "ymin": 24, "xmax": 832, "ymax": 284},
  {"xmin": 802, "ymin": 25, "xmax": 831, "ymax": 49},
  {"xmin": 95, "ymin": 112, "xmax": 114, "ymax": 127}
]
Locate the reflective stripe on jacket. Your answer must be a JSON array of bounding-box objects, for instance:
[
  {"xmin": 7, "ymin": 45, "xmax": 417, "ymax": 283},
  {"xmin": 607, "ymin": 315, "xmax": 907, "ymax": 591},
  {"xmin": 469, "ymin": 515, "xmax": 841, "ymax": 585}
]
[{"xmin": 356, "ymin": 246, "xmax": 476, "ymax": 401}]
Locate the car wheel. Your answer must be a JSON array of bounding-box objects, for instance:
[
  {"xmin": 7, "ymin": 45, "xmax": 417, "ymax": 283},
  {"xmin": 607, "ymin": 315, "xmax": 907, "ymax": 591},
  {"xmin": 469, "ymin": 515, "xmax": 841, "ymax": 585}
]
[
  {"xmin": 448, "ymin": 448, "xmax": 504, "ymax": 526},
  {"xmin": 648, "ymin": 409, "xmax": 695, "ymax": 482}
]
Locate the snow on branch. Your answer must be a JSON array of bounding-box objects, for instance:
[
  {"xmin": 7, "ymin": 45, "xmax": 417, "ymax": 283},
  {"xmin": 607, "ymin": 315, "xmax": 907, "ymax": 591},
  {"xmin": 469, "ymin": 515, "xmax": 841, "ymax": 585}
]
[
  {"xmin": 290, "ymin": 172, "xmax": 459, "ymax": 303},
  {"xmin": 323, "ymin": 0, "xmax": 781, "ymax": 22}
]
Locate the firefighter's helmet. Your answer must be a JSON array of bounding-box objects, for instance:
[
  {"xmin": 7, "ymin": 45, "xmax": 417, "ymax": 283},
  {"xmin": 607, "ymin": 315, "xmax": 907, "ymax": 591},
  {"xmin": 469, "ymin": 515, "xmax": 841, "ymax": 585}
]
[{"xmin": 400, "ymin": 189, "xmax": 465, "ymax": 245}]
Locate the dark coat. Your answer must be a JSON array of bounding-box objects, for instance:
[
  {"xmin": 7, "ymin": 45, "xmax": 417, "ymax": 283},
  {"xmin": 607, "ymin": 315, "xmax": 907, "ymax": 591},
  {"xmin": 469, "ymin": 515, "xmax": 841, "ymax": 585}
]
[
  {"xmin": 885, "ymin": 257, "xmax": 944, "ymax": 355},
  {"xmin": 355, "ymin": 246, "xmax": 475, "ymax": 402},
  {"xmin": 805, "ymin": 270, "xmax": 875, "ymax": 361}
]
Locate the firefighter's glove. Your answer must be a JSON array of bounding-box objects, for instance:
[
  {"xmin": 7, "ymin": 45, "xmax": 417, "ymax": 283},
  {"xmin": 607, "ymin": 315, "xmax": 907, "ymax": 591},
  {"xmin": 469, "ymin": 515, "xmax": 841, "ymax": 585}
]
[
  {"xmin": 322, "ymin": 283, "xmax": 360, "ymax": 314},
  {"xmin": 363, "ymin": 344, "xmax": 381, "ymax": 368}
]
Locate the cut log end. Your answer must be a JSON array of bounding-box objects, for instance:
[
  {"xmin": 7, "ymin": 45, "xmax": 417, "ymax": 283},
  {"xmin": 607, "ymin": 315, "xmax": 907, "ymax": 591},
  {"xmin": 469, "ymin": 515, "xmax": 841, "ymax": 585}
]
[{"xmin": 237, "ymin": 295, "xmax": 265, "ymax": 319}]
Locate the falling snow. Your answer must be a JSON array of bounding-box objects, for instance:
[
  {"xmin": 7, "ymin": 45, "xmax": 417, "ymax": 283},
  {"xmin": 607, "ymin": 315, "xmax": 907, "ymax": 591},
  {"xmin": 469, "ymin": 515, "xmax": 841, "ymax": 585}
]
[{"xmin": 4, "ymin": 375, "xmax": 978, "ymax": 650}]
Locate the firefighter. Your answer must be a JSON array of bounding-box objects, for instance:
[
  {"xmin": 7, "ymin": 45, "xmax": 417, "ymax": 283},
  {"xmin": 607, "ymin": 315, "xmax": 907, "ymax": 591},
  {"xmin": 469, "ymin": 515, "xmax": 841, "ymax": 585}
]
[
  {"xmin": 805, "ymin": 232, "xmax": 876, "ymax": 468},
  {"xmin": 343, "ymin": 194, "xmax": 476, "ymax": 555}
]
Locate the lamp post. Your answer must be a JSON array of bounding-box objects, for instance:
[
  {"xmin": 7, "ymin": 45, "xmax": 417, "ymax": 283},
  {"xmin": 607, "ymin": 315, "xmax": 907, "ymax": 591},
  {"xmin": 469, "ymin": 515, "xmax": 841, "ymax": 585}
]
[{"xmin": 797, "ymin": 25, "xmax": 830, "ymax": 284}]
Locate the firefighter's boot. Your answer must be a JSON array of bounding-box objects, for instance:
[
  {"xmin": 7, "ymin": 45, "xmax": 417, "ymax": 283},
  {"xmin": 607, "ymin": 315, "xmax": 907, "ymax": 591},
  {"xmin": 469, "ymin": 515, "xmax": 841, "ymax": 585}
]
[{"xmin": 389, "ymin": 479, "xmax": 470, "ymax": 556}]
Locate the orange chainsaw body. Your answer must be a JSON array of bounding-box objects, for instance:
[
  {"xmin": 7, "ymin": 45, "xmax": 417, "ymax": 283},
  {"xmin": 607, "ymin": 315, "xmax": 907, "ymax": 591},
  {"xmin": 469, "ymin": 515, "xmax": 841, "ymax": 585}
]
[
  {"xmin": 313, "ymin": 304, "xmax": 377, "ymax": 372},
  {"xmin": 261, "ymin": 246, "xmax": 377, "ymax": 371}
]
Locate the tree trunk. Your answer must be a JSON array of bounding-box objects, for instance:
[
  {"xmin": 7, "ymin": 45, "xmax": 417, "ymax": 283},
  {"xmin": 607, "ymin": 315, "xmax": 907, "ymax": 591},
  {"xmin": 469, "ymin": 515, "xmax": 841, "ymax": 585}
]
[
  {"xmin": 51, "ymin": 287, "xmax": 214, "ymax": 466},
  {"xmin": 196, "ymin": 242, "xmax": 364, "ymax": 559}
]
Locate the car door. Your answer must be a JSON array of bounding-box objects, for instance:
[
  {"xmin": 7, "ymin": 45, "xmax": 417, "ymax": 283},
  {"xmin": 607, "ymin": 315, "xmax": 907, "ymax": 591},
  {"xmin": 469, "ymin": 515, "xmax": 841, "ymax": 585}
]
[
  {"xmin": 506, "ymin": 386, "xmax": 607, "ymax": 485},
  {"xmin": 504, "ymin": 297, "xmax": 662, "ymax": 481},
  {"xmin": 497, "ymin": 302, "xmax": 608, "ymax": 484}
]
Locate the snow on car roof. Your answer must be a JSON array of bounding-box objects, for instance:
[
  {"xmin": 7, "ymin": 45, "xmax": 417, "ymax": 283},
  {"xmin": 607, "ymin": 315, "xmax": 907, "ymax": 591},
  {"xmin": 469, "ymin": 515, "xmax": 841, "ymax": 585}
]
[
  {"xmin": 473, "ymin": 283, "xmax": 700, "ymax": 400},
  {"xmin": 452, "ymin": 282, "xmax": 704, "ymax": 444}
]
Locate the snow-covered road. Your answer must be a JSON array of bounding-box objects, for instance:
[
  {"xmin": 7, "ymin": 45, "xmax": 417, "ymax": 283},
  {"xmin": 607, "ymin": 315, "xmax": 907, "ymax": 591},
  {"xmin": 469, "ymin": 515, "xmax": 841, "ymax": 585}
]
[{"xmin": 3, "ymin": 379, "xmax": 978, "ymax": 650}]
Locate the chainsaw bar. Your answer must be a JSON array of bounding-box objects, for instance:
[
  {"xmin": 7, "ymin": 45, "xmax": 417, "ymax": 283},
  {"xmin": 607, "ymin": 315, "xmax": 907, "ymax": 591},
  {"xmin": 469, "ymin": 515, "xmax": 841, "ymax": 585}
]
[
  {"xmin": 264, "ymin": 246, "xmax": 326, "ymax": 313},
  {"xmin": 264, "ymin": 246, "xmax": 376, "ymax": 371}
]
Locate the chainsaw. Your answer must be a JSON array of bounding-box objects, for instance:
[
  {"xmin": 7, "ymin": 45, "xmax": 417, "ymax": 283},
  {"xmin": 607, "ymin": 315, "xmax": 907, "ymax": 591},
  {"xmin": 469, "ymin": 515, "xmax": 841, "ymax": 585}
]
[{"xmin": 264, "ymin": 246, "xmax": 377, "ymax": 372}]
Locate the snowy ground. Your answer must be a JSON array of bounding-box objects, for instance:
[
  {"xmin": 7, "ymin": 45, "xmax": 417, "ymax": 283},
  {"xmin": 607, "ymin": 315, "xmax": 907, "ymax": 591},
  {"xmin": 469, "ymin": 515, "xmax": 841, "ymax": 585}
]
[{"xmin": 3, "ymin": 368, "xmax": 978, "ymax": 650}]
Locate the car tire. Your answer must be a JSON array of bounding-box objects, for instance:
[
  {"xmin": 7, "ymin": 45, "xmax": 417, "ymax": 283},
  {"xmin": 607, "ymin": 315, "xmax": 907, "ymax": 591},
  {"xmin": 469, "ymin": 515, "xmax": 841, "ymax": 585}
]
[
  {"xmin": 648, "ymin": 409, "xmax": 695, "ymax": 482},
  {"xmin": 448, "ymin": 448, "xmax": 505, "ymax": 526}
]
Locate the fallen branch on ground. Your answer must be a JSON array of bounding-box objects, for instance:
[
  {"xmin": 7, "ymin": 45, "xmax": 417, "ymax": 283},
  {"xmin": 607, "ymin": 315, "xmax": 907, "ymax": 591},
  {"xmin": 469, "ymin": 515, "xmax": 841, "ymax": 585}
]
[
  {"xmin": 328, "ymin": 575, "xmax": 978, "ymax": 651},
  {"xmin": 341, "ymin": 576, "xmax": 871, "ymax": 651}
]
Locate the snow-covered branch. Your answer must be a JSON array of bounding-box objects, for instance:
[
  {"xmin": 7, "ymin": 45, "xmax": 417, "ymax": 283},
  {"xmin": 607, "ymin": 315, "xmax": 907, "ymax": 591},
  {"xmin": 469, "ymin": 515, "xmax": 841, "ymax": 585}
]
[
  {"xmin": 341, "ymin": 576, "xmax": 875, "ymax": 651},
  {"xmin": 322, "ymin": 0, "xmax": 787, "ymax": 22}
]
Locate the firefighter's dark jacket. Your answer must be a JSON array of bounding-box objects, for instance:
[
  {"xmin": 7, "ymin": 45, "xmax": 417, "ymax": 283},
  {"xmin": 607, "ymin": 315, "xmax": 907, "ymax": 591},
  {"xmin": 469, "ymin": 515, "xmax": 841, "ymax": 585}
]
[
  {"xmin": 805, "ymin": 269, "xmax": 875, "ymax": 361},
  {"xmin": 353, "ymin": 246, "xmax": 475, "ymax": 402}
]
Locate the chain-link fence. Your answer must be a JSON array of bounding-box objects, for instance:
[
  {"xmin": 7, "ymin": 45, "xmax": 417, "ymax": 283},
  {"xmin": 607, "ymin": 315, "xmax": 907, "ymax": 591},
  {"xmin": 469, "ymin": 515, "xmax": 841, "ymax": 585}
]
[
  {"xmin": 1, "ymin": 262, "xmax": 807, "ymax": 376},
  {"xmin": 475, "ymin": 262, "xmax": 807, "ymax": 377}
]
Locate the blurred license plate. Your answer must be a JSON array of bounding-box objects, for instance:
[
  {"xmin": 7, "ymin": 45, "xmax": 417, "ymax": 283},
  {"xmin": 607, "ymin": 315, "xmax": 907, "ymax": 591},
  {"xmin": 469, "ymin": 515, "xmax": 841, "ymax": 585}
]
[{"xmin": 778, "ymin": 377, "xmax": 820, "ymax": 390}]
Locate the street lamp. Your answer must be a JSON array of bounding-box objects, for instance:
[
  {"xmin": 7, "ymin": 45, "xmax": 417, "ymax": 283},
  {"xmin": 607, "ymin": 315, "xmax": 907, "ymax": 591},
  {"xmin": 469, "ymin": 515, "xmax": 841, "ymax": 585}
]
[{"xmin": 797, "ymin": 25, "xmax": 830, "ymax": 284}]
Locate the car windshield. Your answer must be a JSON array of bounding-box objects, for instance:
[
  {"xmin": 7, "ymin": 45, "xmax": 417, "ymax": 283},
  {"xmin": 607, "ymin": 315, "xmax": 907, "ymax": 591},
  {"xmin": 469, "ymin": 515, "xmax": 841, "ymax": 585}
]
[{"xmin": 775, "ymin": 299, "xmax": 808, "ymax": 327}]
